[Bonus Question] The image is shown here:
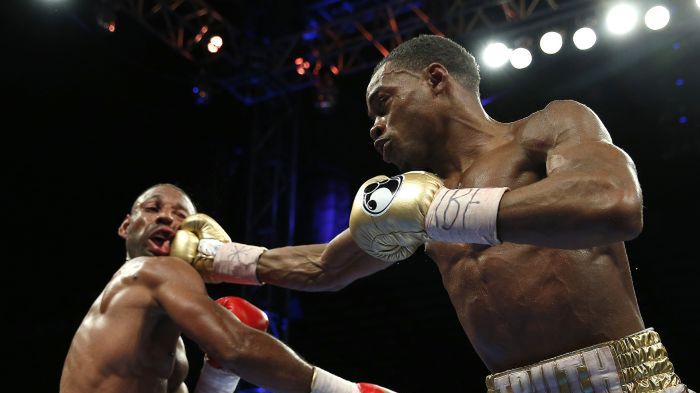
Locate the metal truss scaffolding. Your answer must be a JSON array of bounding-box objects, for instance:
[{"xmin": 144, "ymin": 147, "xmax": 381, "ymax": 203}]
[{"xmin": 107, "ymin": 0, "xmax": 606, "ymax": 104}]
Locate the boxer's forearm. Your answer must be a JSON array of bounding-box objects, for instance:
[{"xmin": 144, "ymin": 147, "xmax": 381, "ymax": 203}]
[
  {"xmin": 216, "ymin": 328, "xmax": 314, "ymax": 393},
  {"xmin": 257, "ymin": 230, "xmax": 390, "ymax": 291},
  {"xmin": 497, "ymin": 171, "xmax": 643, "ymax": 249}
]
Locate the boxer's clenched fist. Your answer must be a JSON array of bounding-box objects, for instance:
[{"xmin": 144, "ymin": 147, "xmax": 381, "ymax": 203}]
[
  {"xmin": 350, "ymin": 171, "xmax": 509, "ymax": 262},
  {"xmin": 171, "ymin": 213, "xmax": 231, "ymax": 274},
  {"xmin": 349, "ymin": 171, "xmax": 443, "ymax": 262}
]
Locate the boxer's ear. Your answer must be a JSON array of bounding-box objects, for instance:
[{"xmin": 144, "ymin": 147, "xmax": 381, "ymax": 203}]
[
  {"xmin": 425, "ymin": 63, "xmax": 449, "ymax": 95},
  {"xmin": 118, "ymin": 214, "xmax": 131, "ymax": 239}
]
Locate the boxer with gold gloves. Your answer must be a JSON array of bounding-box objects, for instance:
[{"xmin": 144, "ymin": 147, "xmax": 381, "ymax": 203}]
[{"xmin": 205, "ymin": 35, "xmax": 694, "ymax": 393}]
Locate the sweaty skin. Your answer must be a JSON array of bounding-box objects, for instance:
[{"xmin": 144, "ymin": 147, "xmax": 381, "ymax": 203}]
[
  {"xmin": 256, "ymin": 62, "xmax": 645, "ymax": 372},
  {"xmin": 423, "ymin": 106, "xmax": 644, "ymax": 371},
  {"xmin": 61, "ymin": 185, "xmax": 315, "ymax": 393},
  {"xmin": 60, "ymin": 258, "xmax": 191, "ymax": 393}
]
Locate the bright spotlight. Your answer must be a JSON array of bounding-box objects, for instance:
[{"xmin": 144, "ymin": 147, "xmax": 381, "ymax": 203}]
[
  {"xmin": 539, "ymin": 31, "xmax": 563, "ymax": 54},
  {"xmin": 482, "ymin": 42, "xmax": 511, "ymax": 68},
  {"xmin": 207, "ymin": 35, "xmax": 223, "ymax": 53},
  {"xmin": 697, "ymin": 0, "xmax": 699, "ymax": 8},
  {"xmin": 645, "ymin": 6, "xmax": 670, "ymax": 30},
  {"xmin": 210, "ymin": 35, "xmax": 223, "ymax": 48},
  {"xmin": 606, "ymin": 4, "xmax": 639, "ymax": 35},
  {"xmin": 573, "ymin": 27, "xmax": 597, "ymax": 50},
  {"xmin": 509, "ymin": 48, "xmax": 532, "ymax": 69}
]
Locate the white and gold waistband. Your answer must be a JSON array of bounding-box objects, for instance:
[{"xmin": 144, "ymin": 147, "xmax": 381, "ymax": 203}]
[{"xmin": 485, "ymin": 329, "xmax": 688, "ymax": 393}]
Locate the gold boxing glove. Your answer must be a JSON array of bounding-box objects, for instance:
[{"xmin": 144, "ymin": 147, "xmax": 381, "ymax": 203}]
[
  {"xmin": 171, "ymin": 213, "xmax": 231, "ymax": 274},
  {"xmin": 349, "ymin": 171, "xmax": 443, "ymax": 262}
]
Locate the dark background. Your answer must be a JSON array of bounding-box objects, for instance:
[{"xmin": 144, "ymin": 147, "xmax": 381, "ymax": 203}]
[{"xmin": 4, "ymin": 0, "xmax": 699, "ymax": 391}]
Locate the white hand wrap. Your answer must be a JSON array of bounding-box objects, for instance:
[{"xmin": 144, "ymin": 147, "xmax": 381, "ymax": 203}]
[
  {"xmin": 206, "ymin": 241, "xmax": 267, "ymax": 285},
  {"xmin": 425, "ymin": 187, "xmax": 509, "ymax": 245},
  {"xmin": 194, "ymin": 362, "xmax": 240, "ymax": 393},
  {"xmin": 310, "ymin": 367, "xmax": 359, "ymax": 393}
]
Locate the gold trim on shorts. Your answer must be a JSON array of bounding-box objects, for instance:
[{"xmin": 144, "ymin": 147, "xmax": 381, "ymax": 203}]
[{"xmin": 485, "ymin": 328, "xmax": 687, "ymax": 393}]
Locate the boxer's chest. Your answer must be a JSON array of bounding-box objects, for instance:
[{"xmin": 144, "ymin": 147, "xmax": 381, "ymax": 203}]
[{"xmin": 458, "ymin": 142, "xmax": 544, "ymax": 190}]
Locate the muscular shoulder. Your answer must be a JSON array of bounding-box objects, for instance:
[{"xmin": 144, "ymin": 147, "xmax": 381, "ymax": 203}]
[
  {"xmin": 132, "ymin": 256, "xmax": 205, "ymax": 291},
  {"xmin": 518, "ymin": 100, "xmax": 612, "ymax": 154}
]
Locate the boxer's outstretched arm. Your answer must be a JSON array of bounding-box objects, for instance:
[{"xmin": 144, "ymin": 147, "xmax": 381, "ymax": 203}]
[
  {"xmin": 144, "ymin": 257, "xmax": 314, "ymax": 393},
  {"xmin": 257, "ymin": 229, "xmax": 391, "ymax": 292},
  {"xmin": 170, "ymin": 214, "xmax": 388, "ymax": 289},
  {"xmin": 497, "ymin": 100, "xmax": 643, "ymax": 249}
]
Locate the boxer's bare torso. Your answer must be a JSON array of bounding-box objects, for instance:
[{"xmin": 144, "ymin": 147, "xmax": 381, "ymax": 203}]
[
  {"xmin": 424, "ymin": 105, "xmax": 643, "ymax": 371},
  {"xmin": 60, "ymin": 257, "xmax": 188, "ymax": 393}
]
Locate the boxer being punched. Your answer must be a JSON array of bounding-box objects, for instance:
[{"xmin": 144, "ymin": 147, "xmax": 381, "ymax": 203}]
[
  {"xmin": 192, "ymin": 36, "xmax": 692, "ymax": 393},
  {"xmin": 59, "ymin": 183, "xmax": 395, "ymax": 393}
]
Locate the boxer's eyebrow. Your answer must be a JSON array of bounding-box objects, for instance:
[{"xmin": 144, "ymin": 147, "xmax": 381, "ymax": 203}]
[
  {"xmin": 140, "ymin": 196, "xmax": 189, "ymax": 214},
  {"xmin": 367, "ymin": 87, "xmax": 384, "ymax": 119}
]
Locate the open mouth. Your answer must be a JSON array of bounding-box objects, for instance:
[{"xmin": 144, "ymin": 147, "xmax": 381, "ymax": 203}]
[{"xmin": 148, "ymin": 227, "xmax": 175, "ymax": 256}]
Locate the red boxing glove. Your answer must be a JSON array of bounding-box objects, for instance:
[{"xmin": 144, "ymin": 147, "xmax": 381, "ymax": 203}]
[
  {"xmin": 216, "ymin": 296, "xmax": 269, "ymax": 331},
  {"xmin": 207, "ymin": 296, "xmax": 269, "ymax": 369},
  {"xmin": 357, "ymin": 383, "xmax": 397, "ymax": 393},
  {"xmin": 195, "ymin": 297, "xmax": 270, "ymax": 393}
]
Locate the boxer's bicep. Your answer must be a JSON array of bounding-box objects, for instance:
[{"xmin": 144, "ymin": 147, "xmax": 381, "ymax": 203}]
[
  {"xmin": 148, "ymin": 260, "xmax": 250, "ymax": 362},
  {"xmin": 546, "ymin": 140, "xmax": 641, "ymax": 190},
  {"xmin": 542, "ymin": 100, "xmax": 641, "ymax": 199},
  {"xmin": 498, "ymin": 101, "xmax": 642, "ymax": 247},
  {"xmin": 258, "ymin": 229, "xmax": 391, "ymax": 292}
]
